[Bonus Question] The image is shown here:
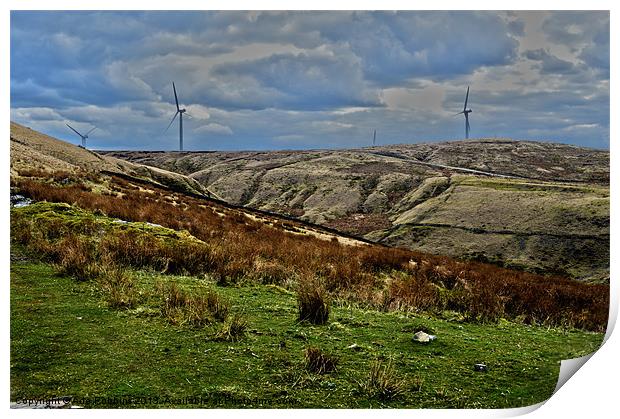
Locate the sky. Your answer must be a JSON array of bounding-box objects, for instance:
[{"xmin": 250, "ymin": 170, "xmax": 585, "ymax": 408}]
[{"xmin": 9, "ymin": 10, "xmax": 610, "ymax": 151}]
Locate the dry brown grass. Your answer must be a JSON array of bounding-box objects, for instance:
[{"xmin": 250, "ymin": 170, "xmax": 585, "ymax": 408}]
[
  {"xmin": 98, "ymin": 266, "xmax": 141, "ymax": 310},
  {"xmin": 53, "ymin": 235, "xmax": 96, "ymax": 280},
  {"xmin": 11, "ymin": 174, "xmax": 610, "ymax": 331},
  {"xmin": 304, "ymin": 346, "xmax": 339, "ymax": 374},
  {"xmin": 297, "ymin": 275, "xmax": 330, "ymax": 325}
]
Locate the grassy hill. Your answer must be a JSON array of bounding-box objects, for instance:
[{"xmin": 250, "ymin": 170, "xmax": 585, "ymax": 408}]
[
  {"xmin": 103, "ymin": 140, "xmax": 609, "ymax": 282},
  {"xmin": 11, "ymin": 254, "xmax": 602, "ymax": 408}
]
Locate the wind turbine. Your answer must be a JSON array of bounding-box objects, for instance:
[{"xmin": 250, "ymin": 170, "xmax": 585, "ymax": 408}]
[
  {"xmin": 373, "ymin": 129, "xmax": 377, "ymax": 146},
  {"xmin": 164, "ymin": 82, "xmax": 187, "ymax": 151},
  {"xmin": 455, "ymin": 86, "xmax": 472, "ymax": 139},
  {"xmin": 66, "ymin": 124, "xmax": 96, "ymax": 147}
]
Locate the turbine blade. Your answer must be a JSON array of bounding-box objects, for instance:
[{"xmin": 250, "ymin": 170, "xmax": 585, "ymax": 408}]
[
  {"xmin": 454, "ymin": 111, "xmax": 465, "ymax": 116},
  {"xmin": 164, "ymin": 111, "xmax": 179, "ymax": 134},
  {"xmin": 464, "ymin": 86, "xmax": 469, "ymax": 111},
  {"xmin": 184, "ymin": 112, "xmax": 193, "ymax": 119},
  {"xmin": 173, "ymin": 82, "xmax": 180, "ymax": 111},
  {"xmin": 86, "ymin": 127, "xmax": 97, "ymax": 136},
  {"xmin": 66, "ymin": 123, "xmax": 83, "ymax": 137}
]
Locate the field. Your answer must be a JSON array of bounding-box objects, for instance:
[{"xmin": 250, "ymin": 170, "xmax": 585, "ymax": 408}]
[{"xmin": 11, "ymin": 252, "xmax": 603, "ymax": 408}]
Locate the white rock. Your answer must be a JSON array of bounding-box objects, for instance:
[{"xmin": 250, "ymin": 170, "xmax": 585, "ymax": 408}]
[{"xmin": 413, "ymin": 331, "xmax": 436, "ymax": 343}]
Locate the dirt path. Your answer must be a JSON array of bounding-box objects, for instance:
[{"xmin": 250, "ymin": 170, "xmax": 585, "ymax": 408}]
[{"xmin": 369, "ymin": 151, "xmax": 519, "ymax": 179}]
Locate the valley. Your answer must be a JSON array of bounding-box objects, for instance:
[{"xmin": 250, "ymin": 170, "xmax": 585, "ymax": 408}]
[{"xmin": 104, "ymin": 140, "xmax": 609, "ymax": 282}]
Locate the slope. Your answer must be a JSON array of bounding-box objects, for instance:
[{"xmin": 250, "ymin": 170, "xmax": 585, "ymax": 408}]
[
  {"xmin": 103, "ymin": 140, "xmax": 609, "ymax": 282},
  {"xmin": 10, "ymin": 122, "xmax": 210, "ymax": 197}
]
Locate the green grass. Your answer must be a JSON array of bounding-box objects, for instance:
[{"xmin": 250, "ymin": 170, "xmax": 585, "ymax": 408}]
[
  {"xmin": 455, "ymin": 176, "xmax": 609, "ymax": 197},
  {"xmin": 11, "ymin": 254, "xmax": 603, "ymax": 408}
]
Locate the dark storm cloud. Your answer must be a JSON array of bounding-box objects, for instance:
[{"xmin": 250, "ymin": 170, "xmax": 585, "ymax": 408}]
[
  {"xmin": 524, "ymin": 49, "xmax": 576, "ymax": 74},
  {"xmin": 11, "ymin": 11, "xmax": 520, "ymax": 108},
  {"xmin": 541, "ymin": 11, "xmax": 609, "ymax": 78},
  {"xmin": 343, "ymin": 11, "xmax": 519, "ymax": 84},
  {"xmin": 541, "ymin": 11, "xmax": 608, "ymax": 49},
  {"xmin": 580, "ymin": 23, "xmax": 610, "ymax": 74}
]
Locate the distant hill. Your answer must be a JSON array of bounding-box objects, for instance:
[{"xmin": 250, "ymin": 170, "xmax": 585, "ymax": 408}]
[
  {"xmin": 103, "ymin": 139, "xmax": 609, "ymax": 282},
  {"xmin": 10, "ymin": 122, "xmax": 210, "ymax": 197}
]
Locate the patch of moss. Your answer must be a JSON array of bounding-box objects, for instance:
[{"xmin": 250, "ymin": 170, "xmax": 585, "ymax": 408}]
[{"xmin": 12, "ymin": 201, "xmax": 204, "ymax": 245}]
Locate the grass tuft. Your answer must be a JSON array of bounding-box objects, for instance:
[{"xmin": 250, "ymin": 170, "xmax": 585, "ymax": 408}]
[
  {"xmin": 304, "ymin": 346, "xmax": 339, "ymax": 374},
  {"xmin": 98, "ymin": 266, "xmax": 141, "ymax": 309},
  {"xmin": 214, "ymin": 313, "xmax": 248, "ymax": 342},
  {"xmin": 55, "ymin": 235, "xmax": 99, "ymax": 281},
  {"xmin": 159, "ymin": 282, "xmax": 229, "ymax": 327},
  {"xmin": 360, "ymin": 359, "xmax": 405, "ymax": 400},
  {"xmin": 297, "ymin": 275, "xmax": 330, "ymax": 325}
]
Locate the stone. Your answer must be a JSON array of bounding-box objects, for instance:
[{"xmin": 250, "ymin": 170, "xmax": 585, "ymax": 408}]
[
  {"xmin": 413, "ymin": 331, "xmax": 436, "ymax": 343},
  {"xmin": 10, "ymin": 194, "xmax": 33, "ymax": 208}
]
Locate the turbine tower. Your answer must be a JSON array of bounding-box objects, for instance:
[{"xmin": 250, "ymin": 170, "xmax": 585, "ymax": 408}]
[
  {"xmin": 164, "ymin": 82, "xmax": 187, "ymax": 151},
  {"xmin": 66, "ymin": 124, "xmax": 96, "ymax": 147},
  {"xmin": 455, "ymin": 86, "xmax": 472, "ymax": 139},
  {"xmin": 373, "ymin": 129, "xmax": 376, "ymax": 146}
]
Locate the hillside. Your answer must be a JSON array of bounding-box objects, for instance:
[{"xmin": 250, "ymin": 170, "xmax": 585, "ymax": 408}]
[
  {"xmin": 10, "ymin": 122, "xmax": 210, "ymax": 197},
  {"xmin": 10, "ymin": 125, "xmax": 609, "ymax": 408},
  {"xmin": 103, "ymin": 140, "xmax": 610, "ymax": 282}
]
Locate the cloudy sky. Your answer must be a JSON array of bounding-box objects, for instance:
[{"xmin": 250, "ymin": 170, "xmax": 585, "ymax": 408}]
[{"xmin": 10, "ymin": 10, "xmax": 610, "ymax": 150}]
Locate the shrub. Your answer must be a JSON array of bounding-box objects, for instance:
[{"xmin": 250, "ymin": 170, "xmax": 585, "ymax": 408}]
[
  {"xmin": 251, "ymin": 258, "xmax": 292, "ymax": 285},
  {"xmin": 462, "ymin": 280, "xmax": 505, "ymax": 323},
  {"xmin": 297, "ymin": 276, "xmax": 330, "ymax": 325},
  {"xmin": 384, "ymin": 273, "xmax": 441, "ymax": 312},
  {"xmin": 360, "ymin": 359, "xmax": 405, "ymax": 400},
  {"xmin": 304, "ymin": 346, "xmax": 338, "ymax": 374},
  {"xmin": 17, "ymin": 168, "xmax": 50, "ymax": 178}
]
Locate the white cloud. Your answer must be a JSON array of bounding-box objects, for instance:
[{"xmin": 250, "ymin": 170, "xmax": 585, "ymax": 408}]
[
  {"xmin": 311, "ymin": 121, "xmax": 354, "ymax": 132},
  {"xmin": 185, "ymin": 104, "xmax": 211, "ymax": 120},
  {"xmin": 10, "ymin": 107, "xmax": 63, "ymax": 121},
  {"xmin": 194, "ymin": 123, "xmax": 233, "ymax": 135},
  {"xmin": 563, "ymin": 123, "xmax": 599, "ymax": 132},
  {"xmin": 51, "ymin": 32, "xmax": 82, "ymax": 51},
  {"xmin": 383, "ymin": 83, "xmax": 447, "ymax": 115}
]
